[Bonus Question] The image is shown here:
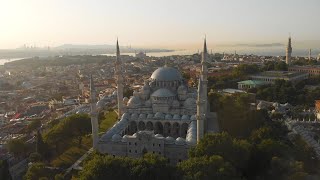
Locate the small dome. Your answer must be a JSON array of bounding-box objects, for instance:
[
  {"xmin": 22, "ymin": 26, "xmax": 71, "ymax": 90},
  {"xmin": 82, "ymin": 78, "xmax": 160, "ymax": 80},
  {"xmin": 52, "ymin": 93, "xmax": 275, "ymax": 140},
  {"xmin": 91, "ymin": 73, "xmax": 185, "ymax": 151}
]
[
  {"xmin": 165, "ymin": 114, "xmax": 172, "ymax": 120},
  {"xmin": 151, "ymin": 88, "xmax": 175, "ymax": 98},
  {"xmin": 112, "ymin": 134, "xmax": 122, "ymax": 142},
  {"xmin": 178, "ymin": 85, "xmax": 187, "ymax": 94},
  {"xmin": 184, "ymin": 98, "xmax": 196, "ymax": 108},
  {"xmin": 139, "ymin": 113, "xmax": 146, "ymax": 119},
  {"xmin": 190, "ymin": 115, "xmax": 196, "ymax": 121},
  {"xmin": 150, "ymin": 67, "xmax": 182, "ymax": 81},
  {"xmin": 122, "ymin": 135, "xmax": 129, "ymax": 142},
  {"xmin": 155, "ymin": 112, "xmax": 165, "ymax": 119},
  {"xmin": 175, "ymin": 137, "xmax": 186, "ymax": 145},
  {"xmin": 144, "ymin": 100, "xmax": 152, "ymax": 107},
  {"xmin": 172, "ymin": 100, "xmax": 180, "ymax": 107},
  {"xmin": 142, "ymin": 82, "xmax": 151, "ymax": 93},
  {"xmin": 173, "ymin": 114, "xmax": 180, "ymax": 120},
  {"xmin": 131, "ymin": 113, "xmax": 139, "ymax": 119},
  {"xmin": 165, "ymin": 136, "xmax": 175, "ymax": 144},
  {"xmin": 181, "ymin": 115, "xmax": 189, "ymax": 121},
  {"xmin": 123, "ymin": 97, "xmax": 129, "ymax": 101},
  {"xmin": 147, "ymin": 114, "xmax": 153, "ymax": 119},
  {"xmin": 127, "ymin": 96, "xmax": 141, "ymax": 107},
  {"xmin": 155, "ymin": 134, "xmax": 163, "ymax": 138}
]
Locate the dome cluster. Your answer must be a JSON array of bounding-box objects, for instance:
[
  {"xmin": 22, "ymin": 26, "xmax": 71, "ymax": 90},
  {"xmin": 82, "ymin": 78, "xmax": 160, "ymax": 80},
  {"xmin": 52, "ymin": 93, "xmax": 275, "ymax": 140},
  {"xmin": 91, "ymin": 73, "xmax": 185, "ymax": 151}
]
[{"xmin": 151, "ymin": 67, "xmax": 182, "ymax": 81}]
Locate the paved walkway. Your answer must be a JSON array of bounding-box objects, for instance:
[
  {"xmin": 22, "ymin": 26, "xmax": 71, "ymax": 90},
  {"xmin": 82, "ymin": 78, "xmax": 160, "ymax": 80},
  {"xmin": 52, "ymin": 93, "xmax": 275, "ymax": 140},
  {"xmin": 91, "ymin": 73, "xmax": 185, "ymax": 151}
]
[{"xmin": 64, "ymin": 148, "xmax": 94, "ymax": 176}]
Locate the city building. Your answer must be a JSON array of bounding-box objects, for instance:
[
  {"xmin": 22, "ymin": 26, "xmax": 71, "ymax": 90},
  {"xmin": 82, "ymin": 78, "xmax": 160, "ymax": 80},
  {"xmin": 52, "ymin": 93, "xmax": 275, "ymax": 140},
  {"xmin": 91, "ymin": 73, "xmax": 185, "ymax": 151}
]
[
  {"xmin": 135, "ymin": 51, "xmax": 147, "ymax": 59},
  {"xmin": 250, "ymin": 71, "xmax": 308, "ymax": 84},
  {"xmin": 90, "ymin": 39, "xmax": 219, "ymax": 163},
  {"xmin": 288, "ymin": 65, "xmax": 320, "ymax": 77},
  {"xmin": 316, "ymin": 100, "xmax": 320, "ymax": 120},
  {"xmin": 237, "ymin": 80, "xmax": 266, "ymax": 90}
]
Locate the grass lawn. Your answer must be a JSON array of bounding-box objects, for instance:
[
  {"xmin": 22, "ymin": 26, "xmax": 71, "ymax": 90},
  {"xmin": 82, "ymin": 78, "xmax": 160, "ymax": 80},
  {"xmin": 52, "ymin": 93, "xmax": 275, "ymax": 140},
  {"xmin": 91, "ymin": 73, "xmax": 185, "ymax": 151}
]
[{"xmin": 99, "ymin": 110, "xmax": 118, "ymax": 133}]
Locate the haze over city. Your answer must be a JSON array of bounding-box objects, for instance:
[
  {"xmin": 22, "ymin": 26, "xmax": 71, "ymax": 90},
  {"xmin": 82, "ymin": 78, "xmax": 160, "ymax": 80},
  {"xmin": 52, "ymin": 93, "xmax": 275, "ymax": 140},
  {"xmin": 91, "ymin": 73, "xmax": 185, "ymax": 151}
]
[{"xmin": 1, "ymin": 0, "xmax": 320, "ymax": 50}]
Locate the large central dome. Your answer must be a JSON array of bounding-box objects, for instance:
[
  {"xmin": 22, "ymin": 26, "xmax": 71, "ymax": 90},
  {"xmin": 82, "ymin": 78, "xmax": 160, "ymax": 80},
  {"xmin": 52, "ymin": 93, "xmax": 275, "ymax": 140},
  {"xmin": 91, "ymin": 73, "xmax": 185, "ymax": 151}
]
[{"xmin": 150, "ymin": 67, "xmax": 182, "ymax": 81}]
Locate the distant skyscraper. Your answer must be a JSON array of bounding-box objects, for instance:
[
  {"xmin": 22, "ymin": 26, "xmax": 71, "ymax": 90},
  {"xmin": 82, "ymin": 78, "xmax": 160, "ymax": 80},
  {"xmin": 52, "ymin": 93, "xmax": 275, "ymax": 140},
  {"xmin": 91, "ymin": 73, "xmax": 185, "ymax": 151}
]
[{"xmin": 286, "ymin": 36, "xmax": 292, "ymax": 65}]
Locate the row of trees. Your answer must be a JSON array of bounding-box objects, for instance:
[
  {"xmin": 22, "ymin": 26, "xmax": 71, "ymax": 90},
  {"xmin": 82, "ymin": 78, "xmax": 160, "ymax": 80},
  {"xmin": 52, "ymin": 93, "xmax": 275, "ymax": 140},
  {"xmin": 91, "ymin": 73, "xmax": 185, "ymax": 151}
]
[
  {"xmin": 249, "ymin": 78, "xmax": 320, "ymax": 106},
  {"xmin": 79, "ymin": 126, "xmax": 319, "ymax": 180}
]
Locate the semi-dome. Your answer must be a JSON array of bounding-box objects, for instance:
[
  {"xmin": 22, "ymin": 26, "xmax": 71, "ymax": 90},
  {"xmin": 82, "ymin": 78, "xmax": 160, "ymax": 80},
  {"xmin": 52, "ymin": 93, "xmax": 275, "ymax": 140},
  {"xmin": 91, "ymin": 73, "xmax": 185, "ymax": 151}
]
[
  {"xmin": 178, "ymin": 85, "xmax": 187, "ymax": 93},
  {"xmin": 184, "ymin": 98, "xmax": 196, "ymax": 108},
  {"xmin": 151, "ymin": 88, "xmax": 175, "ymax": 98},
  {"xmin": 144, "ymin": 99, "xmax": 152, "ymax": 107},
  {"xmin": 150, "ymin": 67, "xmax": 182, "ymax": 81},
  {"xmin": 127, "ymin": 96, "xmax": 141, "ymax": 107},
  {"xmin": 172, "ymin": 100, "xmax": 180, "ymax": 107}
]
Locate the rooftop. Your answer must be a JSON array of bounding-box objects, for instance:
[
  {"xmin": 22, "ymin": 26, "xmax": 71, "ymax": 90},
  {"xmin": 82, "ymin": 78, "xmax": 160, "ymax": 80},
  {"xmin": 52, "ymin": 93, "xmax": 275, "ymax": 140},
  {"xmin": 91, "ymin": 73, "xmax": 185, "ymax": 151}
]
[{"xmin": 251, "ymin": 71, "xmax": 308, "ymax": 78}]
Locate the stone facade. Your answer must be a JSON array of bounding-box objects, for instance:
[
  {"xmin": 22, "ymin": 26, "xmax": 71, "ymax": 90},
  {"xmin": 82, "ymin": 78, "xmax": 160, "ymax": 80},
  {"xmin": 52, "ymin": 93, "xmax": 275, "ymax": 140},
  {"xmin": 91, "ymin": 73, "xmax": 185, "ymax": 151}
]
[{"xmin": 91, "ymin": 39, "xmax": 219, "ymax": 163}]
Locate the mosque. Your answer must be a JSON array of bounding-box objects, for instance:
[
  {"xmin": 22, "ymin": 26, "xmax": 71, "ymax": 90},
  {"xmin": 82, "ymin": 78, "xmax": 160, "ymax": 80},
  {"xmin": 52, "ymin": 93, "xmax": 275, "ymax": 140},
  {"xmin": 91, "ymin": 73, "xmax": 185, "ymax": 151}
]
[{"xmin": 89, "ymin": 39, "xmax": 219, "ymax": 163}]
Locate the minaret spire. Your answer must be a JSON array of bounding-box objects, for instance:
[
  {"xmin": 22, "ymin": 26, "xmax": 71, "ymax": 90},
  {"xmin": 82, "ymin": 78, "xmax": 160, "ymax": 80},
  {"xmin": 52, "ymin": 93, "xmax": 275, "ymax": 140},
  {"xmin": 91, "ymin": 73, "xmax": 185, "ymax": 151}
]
[
  {"xmin": 115, "ymin": 39, "xmax": 124, "ymax": 116},
  {"xmin": 90, "ymin": 74, "xmax": 99, "ymax": 149},
  {"xmin": 286, "ymin": 35, "xmax": 292, "ymax": 65},
  {"xmin": 116, "ymin": 38, "xmax": 120, "ymax": 58},
  {"xmin": 197, "ymin": 37, "xmax": 209, "ymax": 143}
]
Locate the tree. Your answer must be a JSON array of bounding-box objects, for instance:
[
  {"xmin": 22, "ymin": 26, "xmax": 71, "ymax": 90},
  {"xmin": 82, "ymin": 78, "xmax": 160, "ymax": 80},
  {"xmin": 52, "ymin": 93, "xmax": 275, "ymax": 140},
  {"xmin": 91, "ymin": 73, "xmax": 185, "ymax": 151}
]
[
  {"xmin": 6, "ymin": 138, "xmax": 28, "ymax": 157},
  {"xmin": 44, "ymin": 114, "xmax": 91, "ymax": 153},
  {"xmin": 177, "ymin": 155, "xmax": 240, "ymax": 180},
  {"xmin": 267, "ymin": 157, "xmax": 308, "ymax": 180},
  {"xmin": 232, "ymin": 64, "xmax": 260, "ymax": 77},
  {"xmin": 26, "ymin": 119, "xmax": 41, "ymax": 133},
  {"xmin": 189, "ymin": 132, "xmax": 252, "ymax": 172},
  {"xmin": 24, "ymin": 163, "xmax": 48, "ymax": 180},
  {"xmin": 80, "ymin": 153, "xmax": 177, "ymax": 180},
  {"xmin": 29, "ymin": 152, "xmax": 42, "ymax": 163},
  {"xmin": 36, "ymin": 130, "xmax": 48, "ymax": 157},
  {"xmin": 0, "ymin": 160, "xmax": 12, "ymax": 180}
]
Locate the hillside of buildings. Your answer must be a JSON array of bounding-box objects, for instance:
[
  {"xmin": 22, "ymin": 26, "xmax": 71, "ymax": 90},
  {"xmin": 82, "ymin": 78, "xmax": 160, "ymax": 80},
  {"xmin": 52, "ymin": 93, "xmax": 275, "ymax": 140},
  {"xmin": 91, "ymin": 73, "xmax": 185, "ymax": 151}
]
[{"xmin": 1, "ymin": 52, "xmax": 320, "ymax": 180}]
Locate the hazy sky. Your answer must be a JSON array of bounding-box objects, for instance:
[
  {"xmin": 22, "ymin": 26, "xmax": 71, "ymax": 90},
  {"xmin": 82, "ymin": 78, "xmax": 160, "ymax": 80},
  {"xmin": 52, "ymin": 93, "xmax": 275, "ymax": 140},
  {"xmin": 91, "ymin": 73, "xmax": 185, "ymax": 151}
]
[{"xmin": 0, "ymin": 0, "xmax": 319, "ymax": 49}]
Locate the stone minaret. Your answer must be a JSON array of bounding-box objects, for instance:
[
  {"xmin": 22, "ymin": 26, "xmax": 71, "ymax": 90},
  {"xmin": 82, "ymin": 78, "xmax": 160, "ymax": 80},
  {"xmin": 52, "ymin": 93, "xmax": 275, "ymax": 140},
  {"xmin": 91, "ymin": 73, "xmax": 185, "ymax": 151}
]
[
  {"xmin": 286, "ymin": 36, "xmax": 292, "ymax": 65},
  {"xmin": 90, "ymin": 75, "xmax": 99, "ymax": 149},
  {"xmin": 197, "ymin": 38, "xmax": 208, "ymax": 143},
  {"xmin": 115, "ymin": 39, "xmax": 124, "ymax": 116},
  {"xmin": 309, "ymin": 49, "xmax": 312, "ymax": 61}
]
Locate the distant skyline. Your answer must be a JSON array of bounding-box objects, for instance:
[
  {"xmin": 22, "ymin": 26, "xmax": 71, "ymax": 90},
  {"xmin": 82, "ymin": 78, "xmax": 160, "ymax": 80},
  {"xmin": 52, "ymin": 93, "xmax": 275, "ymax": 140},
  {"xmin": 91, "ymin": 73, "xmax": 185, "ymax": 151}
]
[{"xmin": 0, "ymin": 0, "xmax": 319, "ymax": 49}]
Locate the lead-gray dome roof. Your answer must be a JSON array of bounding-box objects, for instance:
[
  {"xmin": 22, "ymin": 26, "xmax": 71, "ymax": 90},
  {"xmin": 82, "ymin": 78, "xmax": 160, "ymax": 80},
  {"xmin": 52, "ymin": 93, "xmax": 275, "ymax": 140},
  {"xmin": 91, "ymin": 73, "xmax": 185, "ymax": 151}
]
[
  {"xmin": 151, "ymin": 88, "xmax": 175, "ymax": 97},
  {"xmin": 150, "ymin": 67, "xmax": 182, "ymax": 81}
]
